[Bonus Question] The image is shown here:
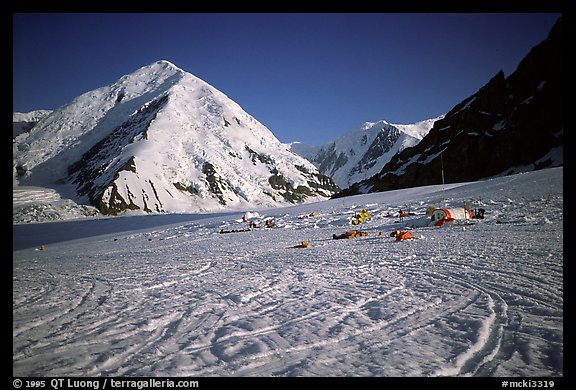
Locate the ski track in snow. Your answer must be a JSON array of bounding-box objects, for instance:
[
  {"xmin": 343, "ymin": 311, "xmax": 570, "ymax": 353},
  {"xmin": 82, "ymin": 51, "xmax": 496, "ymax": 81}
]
[{"xmin": 13, "ymin": 168, "xmax": 563, "ymax": 377}]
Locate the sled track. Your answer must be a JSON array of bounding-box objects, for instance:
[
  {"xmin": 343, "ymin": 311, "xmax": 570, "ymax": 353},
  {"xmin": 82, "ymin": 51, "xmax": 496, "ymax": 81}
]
[
  {"xmin": 13, "ymin": 251, "xmax": 502, "ymax": 376},
  {"xmin": 423, "ymin": 269, "xmax": 508, "ymax": 377}
]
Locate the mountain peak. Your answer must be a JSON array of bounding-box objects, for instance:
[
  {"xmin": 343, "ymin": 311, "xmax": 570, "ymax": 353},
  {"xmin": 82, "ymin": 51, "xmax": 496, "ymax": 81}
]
[
  {"xmin": 156, "ymin": 59, "xmax": 178, "ymax": 67},
  {"xmin": 142, "ymin": 59, "xmax": 185, "ymax": 75},
  {"xmin": 360, "ymin": 119, "xmax": 390, "ymax": 130},
  {"xmin": 297, "ymin": 118, "xmax": 438, "ymax": 189},
  {"xmin": 391, "ymin": 115, "xmax": 445, "ymax": 140},
  {"xmin": 13, "ymin": 60, "xmax": 339, "ymax": 215},
  {"xmin": 117, "ymin": 60, "xmax": 186, "ymax": 86}
]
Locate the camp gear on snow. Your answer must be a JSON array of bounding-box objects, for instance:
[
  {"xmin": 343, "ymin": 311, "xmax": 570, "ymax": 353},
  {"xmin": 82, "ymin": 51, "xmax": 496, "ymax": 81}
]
[
  {"xmin": 473, "ymin": 208, "xmax": 486, "ymax": 219},
  {"xmin": 391, "ymin": 230, "xmax": 415, "ymax": 241},
  {"xmin": 293, "ymin": 241, "xmax": 311, "ymax": 248},
  {"xmin": 298, "ymin": 212, "xmax": 320, "ymax": 220},
  {"xmin": 351, "ymin": 209, "xmax": 371, "ymax": 225},
  {"xmin": 333, "ymin": 230, "xmax": 369, "ymax": 240},
  {"xmin": 220, "ymin": 228, "xmax": 251, "ymax": 234}
]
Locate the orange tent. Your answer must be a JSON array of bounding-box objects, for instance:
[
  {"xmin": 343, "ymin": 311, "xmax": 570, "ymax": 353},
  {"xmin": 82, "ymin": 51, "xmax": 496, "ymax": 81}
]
[{"xmin": 391, "ymin": 230, "xmax": 415, "ymax": 241}]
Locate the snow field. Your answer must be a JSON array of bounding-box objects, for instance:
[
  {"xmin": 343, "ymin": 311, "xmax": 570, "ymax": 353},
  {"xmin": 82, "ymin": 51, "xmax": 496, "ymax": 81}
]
[{"xmin": 13, "ymin": 168, "xmax": 563, "ymax": 377}]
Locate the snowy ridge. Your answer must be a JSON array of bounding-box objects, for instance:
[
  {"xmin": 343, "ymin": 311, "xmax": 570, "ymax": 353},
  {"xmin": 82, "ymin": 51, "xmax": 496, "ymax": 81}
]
[
  {"xmin": 13, "ymin": 60, "xmax": 338, "ymax": 217},
  {"xmin": 13, "ymin": 110, "xmax": 53, "ymax": 123},
  {"xmin": 391, "ymin": 116, "xmax": 443, "ymax": 140},
  {"xmin": 12, "ymin": 110, "xmax": 52, "ymax": 138},
  {"xmin": 13, "ymin": 167, "xmax": 563, "ymax": 376}
]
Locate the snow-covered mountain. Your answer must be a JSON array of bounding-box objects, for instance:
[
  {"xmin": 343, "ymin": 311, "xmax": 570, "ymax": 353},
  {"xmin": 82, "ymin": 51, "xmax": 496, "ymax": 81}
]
[
  {"xmin": 13, "ymin": 60, "xmax": 339, "ymax": 216},
  {"xmin": 292, "ymin": 117, "xmax": 441, "ymax": 189}
]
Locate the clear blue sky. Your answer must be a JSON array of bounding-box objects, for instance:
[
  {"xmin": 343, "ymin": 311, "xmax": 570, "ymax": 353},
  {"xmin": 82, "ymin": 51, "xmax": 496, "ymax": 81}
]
[{"xmin": 13, "ymin": 13, "xmax": 561, "ymax": 146}]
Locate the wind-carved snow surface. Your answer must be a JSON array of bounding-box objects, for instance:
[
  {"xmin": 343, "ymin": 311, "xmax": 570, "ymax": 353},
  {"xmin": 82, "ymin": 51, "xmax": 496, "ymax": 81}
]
[{"xmin": 13, "ymin": 168, "xmax": 563, "ymax": 377}]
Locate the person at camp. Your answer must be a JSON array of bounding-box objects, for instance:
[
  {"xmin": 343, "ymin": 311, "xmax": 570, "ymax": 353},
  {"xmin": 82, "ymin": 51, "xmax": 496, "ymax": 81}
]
[
  {"xmin": 390, "ymin": 229, "xmax": 414, "ymax": 241},
  {"xmin": 399, "ymin": 209, "xmax": 407, "ymax": 222}
]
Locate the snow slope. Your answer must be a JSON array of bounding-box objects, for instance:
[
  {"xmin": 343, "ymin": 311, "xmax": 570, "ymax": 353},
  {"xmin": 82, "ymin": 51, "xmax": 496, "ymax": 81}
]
[{"xmin": 13, "ymin": 167, "xmax": 563, "ymax": 377}]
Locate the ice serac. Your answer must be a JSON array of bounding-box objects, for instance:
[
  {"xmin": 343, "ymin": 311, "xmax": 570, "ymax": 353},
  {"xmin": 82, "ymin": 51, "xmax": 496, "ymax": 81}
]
[
  {"xmin": 336, "ymin": 15, "xmax": 563, "ymax": 197},
  {"xmin": 13, "ymin": 60, "xmax": 339, "ymax": 215}
]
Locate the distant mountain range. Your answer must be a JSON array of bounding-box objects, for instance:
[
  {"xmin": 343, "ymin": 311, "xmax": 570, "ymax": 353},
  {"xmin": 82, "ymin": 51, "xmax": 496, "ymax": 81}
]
[
  {"xmin": 334, "ymin": 15, "xmax": 563, "ymax": 198},
  {"xmin": 13, "ymin": 60, "xmax": 339, "ymax": 215},
  {"xmin": 290, "ymin": 116, "xmax": 441, "ymax": 189}
]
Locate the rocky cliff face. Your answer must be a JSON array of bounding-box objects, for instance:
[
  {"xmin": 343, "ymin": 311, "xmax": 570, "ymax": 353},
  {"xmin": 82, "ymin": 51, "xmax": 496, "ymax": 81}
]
[{"xmin": 335, "ymin": 16, "xmax": 563, "ymax": 197}]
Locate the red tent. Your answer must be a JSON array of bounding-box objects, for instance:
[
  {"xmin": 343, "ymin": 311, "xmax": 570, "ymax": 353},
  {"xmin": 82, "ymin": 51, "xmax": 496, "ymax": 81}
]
[{"xmin": 430, "ymin": 208, "xmax": 473, "ymax": 227}]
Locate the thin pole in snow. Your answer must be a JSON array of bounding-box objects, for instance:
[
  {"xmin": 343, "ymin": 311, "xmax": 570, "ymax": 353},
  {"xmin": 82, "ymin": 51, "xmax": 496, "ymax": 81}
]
[
  {"xmin": 440, "ymin": 150, "xmax": 446, "ymax": 208},
  {"xmin": 440, "ymin": 150, "xmax": 445, "ymax": 187}
]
